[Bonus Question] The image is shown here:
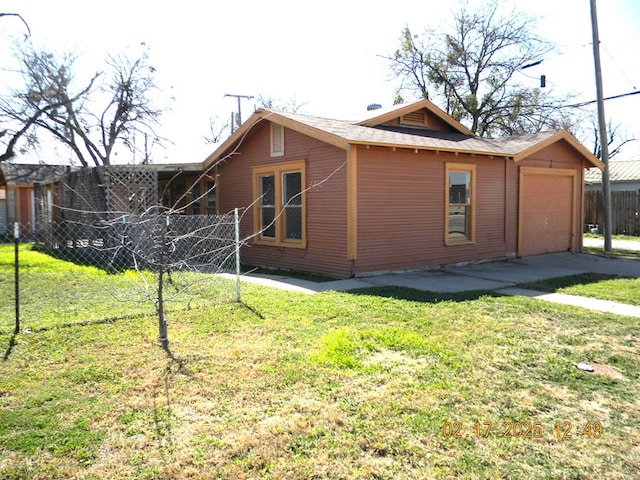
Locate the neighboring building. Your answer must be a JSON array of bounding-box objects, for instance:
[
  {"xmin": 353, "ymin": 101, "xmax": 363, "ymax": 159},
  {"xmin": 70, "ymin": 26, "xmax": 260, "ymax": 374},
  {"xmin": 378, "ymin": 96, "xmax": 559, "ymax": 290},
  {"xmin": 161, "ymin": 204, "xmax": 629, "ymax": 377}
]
[
  {"xmin": 584, "ymin": 159, "xmax": 640, "ymax": 191},
  {"xmin": 51, "ymin": 163, "xmax": 208, "ymax": 220},
  {"xmin": 0, "ymin": 162, "xmax": 211, "ymax": 237},
  {"xmin": 203, "ymin": 99, "xmax": 603, "ymax": 278},
  {"xmin": 584, "ymin": 159, "xmax": 640, "ymax": 235},
  {"xmin": 0, "ymin": 163, "xmax": 73, "ymax": 236}
]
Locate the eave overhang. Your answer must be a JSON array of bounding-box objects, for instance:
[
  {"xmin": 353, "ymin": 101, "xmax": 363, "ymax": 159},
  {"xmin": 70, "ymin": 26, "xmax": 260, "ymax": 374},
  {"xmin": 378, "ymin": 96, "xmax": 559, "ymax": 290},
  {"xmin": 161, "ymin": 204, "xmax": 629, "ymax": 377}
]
[
  {"xmin": 346, "ymin": 140, "xmax": 513, "ymax": 159},
  {"xmin": 203, "ymin": 109, "xmax": 350, "ymax": 169}
]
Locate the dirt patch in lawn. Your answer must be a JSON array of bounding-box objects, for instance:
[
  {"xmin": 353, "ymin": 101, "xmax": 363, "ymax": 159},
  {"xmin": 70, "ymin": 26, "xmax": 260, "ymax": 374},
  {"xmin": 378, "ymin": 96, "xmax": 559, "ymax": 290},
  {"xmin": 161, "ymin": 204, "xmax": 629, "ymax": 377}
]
[{"xmin": 576, "ymin": 362, "xmax": 624, "ymax": 380}]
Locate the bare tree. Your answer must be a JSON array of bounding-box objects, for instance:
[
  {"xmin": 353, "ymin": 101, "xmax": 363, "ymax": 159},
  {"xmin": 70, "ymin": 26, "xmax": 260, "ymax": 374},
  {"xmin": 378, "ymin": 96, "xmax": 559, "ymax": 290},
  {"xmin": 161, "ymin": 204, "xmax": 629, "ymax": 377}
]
[
  {"xmin": 203, "ymin": 115, "xmax": 230, "ymax": 145},
  {"xmin": 589, "ymin": 118, "xmax": 637, "ymax": 160},
  {"xmin": 40, "ymin": 161, "xmax": 238, "ymax": 353},
  {"xmin": 382, "ymin": 1, "xmax": 578, "ymax": 137},
  {"xmin": 256, "ymin": 94, "xmax": 307, "ymax": 113},
  {"xmin": 0, "ymin": 41, "xmax": 163, "ymax": 165},
  {"xmin": 39, "ymin": 120, "xmax": 341, "ymax": 353}
]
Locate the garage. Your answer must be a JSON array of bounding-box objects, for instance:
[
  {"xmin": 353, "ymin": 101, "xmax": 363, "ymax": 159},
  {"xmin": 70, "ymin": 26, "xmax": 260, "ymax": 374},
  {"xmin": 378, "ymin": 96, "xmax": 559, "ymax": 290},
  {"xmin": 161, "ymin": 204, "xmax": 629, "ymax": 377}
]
[{"xmin": 519, "ymin": 167, "xmax": 577, "ymax": 256}]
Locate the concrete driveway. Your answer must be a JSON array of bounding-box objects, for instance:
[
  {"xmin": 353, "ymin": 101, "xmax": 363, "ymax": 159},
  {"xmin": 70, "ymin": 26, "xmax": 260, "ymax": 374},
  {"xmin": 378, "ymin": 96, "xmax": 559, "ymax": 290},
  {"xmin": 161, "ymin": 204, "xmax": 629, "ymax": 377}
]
[
  {"xmin": 233, "ymin": 250, "xmax": 640, "ymax": 295},
  {"xmin": 225, "ymin": 250, "xmax": 640, "ymax": 317}
]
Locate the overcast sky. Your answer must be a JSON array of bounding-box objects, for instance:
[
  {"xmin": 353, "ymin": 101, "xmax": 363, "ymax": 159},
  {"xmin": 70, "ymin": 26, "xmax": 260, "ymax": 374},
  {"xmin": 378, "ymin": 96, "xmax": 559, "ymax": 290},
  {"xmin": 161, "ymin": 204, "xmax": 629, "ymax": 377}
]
[{"xmin": 2, "ymin": 0, "xmax": 639, "ymax": 162}]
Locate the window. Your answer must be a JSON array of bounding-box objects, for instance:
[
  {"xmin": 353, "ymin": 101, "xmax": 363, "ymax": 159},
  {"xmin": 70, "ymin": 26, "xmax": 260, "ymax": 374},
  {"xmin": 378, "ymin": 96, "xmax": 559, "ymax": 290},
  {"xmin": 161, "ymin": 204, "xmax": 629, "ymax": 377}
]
[
  {"xmin": 271, "ymin": 123, "xmax": 284, "ymax": 157},
  {"xmin": 446, "ymin": 163, "xmax": 475, "ymax": 244},
  {"xmin": 282, "ymin": 171, "xmax": 302, "ymax": 239},
  {"xmin": 259, "ymin": 174, "xmax": 276, "ymax": 238},
  {"xmin": 190, "ymin": 181, "xmax": 201, "ymax": 215},
  {"xmin": 253, "ymin": 160, "xmax": 306, "ymax": 247},
  {"xmin": 205, "ymin": 180, "xmax": 217, "ymax": 214}
]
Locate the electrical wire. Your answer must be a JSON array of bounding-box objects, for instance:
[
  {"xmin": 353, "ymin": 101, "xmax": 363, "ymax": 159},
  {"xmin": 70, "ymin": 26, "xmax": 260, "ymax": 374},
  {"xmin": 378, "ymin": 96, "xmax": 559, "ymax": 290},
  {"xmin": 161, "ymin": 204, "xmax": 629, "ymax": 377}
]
[
  {"xmin": 565, "ymin": 89, "xmax": 640, "ymax": 108},
  {"xmin": 602, "ymin": 44, "xmax": 637, "ymax": 91}
]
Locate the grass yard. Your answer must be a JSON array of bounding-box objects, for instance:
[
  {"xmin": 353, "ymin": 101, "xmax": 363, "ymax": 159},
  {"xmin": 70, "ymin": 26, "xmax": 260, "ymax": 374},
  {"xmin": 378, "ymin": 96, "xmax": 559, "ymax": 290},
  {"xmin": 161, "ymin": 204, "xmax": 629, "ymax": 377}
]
[
  {"xmin": 583, "ymin": 245, "xmax": 640, "ymax": 259},
  {"xmin": 583, "ymin": 233, "xmax": 640, "ymax": 259},
  {"xmin": 521, "ymin": 273, "xmax": 640, "ymax": 306},
  {"xmin": 1, "ymin": 245, "xmax": 640, "ymax": 479}
]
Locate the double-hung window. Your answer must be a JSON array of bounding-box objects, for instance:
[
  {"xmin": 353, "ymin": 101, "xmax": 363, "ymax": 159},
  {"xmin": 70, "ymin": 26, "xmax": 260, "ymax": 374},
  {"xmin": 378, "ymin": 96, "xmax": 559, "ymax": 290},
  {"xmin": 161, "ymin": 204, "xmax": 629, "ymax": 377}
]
[
  {"xmin": 282, "ymin": 171, "xmax": 303, "ymax": 239},
  {"xmin": 445, "ymin": 163, "xmax": 475, "ymax": 244},
  {"xmin": 259, "ymin": 174, "xmax": 276, "ymax": 238},
  {"xmin": 253, "ymin": 160, "xmax": 306, "ymax": 248}
]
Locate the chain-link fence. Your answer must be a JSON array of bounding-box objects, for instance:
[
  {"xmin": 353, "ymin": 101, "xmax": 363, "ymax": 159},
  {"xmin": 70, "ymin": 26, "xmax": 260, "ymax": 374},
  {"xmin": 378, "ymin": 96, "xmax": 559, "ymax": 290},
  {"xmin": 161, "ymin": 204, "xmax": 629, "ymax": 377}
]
[
  {"xmin": 1, "ymin": 212, "xmax": 241, "ymax": 337},
  {"xmin": 34, "ymin": 213, "xmax": 239, "ymax": 273}
]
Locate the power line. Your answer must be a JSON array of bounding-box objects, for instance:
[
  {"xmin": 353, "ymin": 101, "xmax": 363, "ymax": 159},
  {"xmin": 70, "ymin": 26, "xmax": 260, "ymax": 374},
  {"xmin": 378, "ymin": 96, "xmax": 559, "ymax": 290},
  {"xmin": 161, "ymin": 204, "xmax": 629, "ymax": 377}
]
[
  {"xmin": 566, "ymin": 89, "xmax": 640, "ymax": 108},
  {"xmin": 601, "ymin": 44, "xmax": 637, "ymax": 91}
]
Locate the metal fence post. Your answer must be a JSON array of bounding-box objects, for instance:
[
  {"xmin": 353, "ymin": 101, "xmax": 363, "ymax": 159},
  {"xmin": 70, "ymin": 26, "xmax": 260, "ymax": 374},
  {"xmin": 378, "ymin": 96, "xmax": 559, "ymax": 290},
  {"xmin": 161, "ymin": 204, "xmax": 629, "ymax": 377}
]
[
  {"xmin": 14, "ymin": 222, "xmax": 20, "ymax": 335},
  {"xmin": 234, "ymin": 208, "xmax": 241, "ymax": 302}
]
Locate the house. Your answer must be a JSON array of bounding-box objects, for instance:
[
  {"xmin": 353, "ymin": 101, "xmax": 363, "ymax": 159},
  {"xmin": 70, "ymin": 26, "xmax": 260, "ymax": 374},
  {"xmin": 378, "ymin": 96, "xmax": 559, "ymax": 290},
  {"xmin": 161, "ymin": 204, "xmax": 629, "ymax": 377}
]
[
  {"xmin": 0, "ymin": 163, "xmax": 73, "ymax": 237},
  {"xmin": 584, "ymin": 159, "xmax": 640, "ymax": 235},
  {"xmin": 204, "ymin": 99, "xmax": 603, "ymax": 279}
]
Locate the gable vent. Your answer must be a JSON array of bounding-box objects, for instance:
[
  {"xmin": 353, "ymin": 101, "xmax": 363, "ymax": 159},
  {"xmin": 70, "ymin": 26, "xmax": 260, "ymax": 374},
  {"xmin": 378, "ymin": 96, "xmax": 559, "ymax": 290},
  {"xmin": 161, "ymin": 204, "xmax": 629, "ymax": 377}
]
[
  {"xmin": 400, "ymin": 111, "xmax": 428, "ymax": 127},
  {"xmin": 271, "ymin": 123, "xmax": 284, "ymax": 157}
]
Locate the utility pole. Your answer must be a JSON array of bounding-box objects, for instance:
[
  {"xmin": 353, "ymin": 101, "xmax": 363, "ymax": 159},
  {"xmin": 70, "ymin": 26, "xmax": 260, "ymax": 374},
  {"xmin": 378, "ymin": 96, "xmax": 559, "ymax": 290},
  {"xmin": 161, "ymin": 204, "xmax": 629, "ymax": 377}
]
[
  {"xmin": 224, "ymin": 93, "xmax": 254, "ymax": 133},
  {"xmin": 590, "ymin": 0, "xmax": 612, "ymax": 252}
]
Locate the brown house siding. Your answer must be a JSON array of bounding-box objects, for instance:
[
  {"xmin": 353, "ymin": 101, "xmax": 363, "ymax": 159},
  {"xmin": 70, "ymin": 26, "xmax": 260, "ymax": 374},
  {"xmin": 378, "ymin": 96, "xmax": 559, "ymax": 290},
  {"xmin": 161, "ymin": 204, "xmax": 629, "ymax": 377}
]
[
  {"xmin": 505, "ymin": 159, "xmax": 519, "ymax": 256},
  {"xmin": 354, "ymin": 147, "xmax": 509, "ymax": 275},
  {"xmin": 210, "ymin": 102, "xmax": 597, "ymax": 279},
  {"xmin": 217, "ymin": 122, "xmax": 352, "ymax": 278}
]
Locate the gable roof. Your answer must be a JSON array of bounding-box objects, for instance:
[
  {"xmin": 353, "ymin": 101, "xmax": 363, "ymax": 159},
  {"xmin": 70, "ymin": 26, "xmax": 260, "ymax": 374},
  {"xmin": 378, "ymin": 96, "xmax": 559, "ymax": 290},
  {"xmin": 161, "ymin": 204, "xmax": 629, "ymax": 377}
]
[
  {"xmin": 584, "ymin": 159, "xmax": 640, "ymax": 183},
  {"xmin": 349, "ymin": 98, "xmax": 474, "ymax": 135},
  {"xmin": 203, "ymin": 100, "xmax": 603, "ymax": 170}
]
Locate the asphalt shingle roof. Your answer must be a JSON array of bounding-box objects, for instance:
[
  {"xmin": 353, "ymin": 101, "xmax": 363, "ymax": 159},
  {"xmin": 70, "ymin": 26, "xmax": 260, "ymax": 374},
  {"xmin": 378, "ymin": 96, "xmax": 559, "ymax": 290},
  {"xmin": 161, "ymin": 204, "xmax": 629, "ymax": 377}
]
[
  {"xmin": 204, "ymin": 100, "xmax": 602, "ymax": 169},
  {"xmin": 269, "ymin": 109, "xmax": 559, "ymax": 157}
]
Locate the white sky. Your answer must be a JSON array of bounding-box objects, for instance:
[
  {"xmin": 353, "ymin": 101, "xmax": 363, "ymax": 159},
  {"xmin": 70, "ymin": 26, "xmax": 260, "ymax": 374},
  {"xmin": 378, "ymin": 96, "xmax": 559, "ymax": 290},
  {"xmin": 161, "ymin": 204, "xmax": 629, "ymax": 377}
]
[{"xmin": 1, "ymin": 0, "xmax": 640, "ymax": 163}]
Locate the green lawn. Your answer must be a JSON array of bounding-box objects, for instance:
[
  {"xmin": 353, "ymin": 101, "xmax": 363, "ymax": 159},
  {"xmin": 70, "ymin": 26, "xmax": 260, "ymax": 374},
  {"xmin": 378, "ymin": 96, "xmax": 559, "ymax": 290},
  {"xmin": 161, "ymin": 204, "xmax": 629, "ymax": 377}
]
[
  {"xmin": 1, "ymin": 245, "xmax": 639, "ymax": 479},
  {"xmin": 583, "ymin": 233, "xmax": 640, "ymax": 242},
  {"xmin": 583, "ymin": 245, "xmax": 640, "ymax": 259},
  {"xmin": 583, "ymin": 233, "xmax": 640, "ymax": 259},
  {"xmin": 521, "ymin": 273, "xmax": 640, "ymax": 306}
]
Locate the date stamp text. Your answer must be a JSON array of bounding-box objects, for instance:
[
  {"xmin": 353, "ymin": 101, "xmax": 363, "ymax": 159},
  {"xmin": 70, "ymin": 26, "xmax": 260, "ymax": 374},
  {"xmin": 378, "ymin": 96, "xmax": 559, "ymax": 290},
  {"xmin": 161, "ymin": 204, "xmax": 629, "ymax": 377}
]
[{"xmin": 441, "ymin": 421, "xmax": 603, "ymax": 440}]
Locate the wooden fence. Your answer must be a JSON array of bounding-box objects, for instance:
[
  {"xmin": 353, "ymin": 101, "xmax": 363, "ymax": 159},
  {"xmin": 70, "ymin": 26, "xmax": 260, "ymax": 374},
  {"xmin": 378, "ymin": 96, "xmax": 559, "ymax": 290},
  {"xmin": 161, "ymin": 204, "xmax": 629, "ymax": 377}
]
[{"xmin": 584, "ymin": 190, "xmax": 640, "ymax": 236}]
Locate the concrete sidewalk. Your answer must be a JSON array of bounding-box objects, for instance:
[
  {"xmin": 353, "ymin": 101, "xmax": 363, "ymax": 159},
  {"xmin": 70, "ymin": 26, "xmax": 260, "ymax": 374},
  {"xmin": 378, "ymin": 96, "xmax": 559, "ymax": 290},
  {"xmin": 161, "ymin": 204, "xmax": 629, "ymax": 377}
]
[{"xmin": 223, "ymin": 251, "xmax": 640, "ymax": 317}]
